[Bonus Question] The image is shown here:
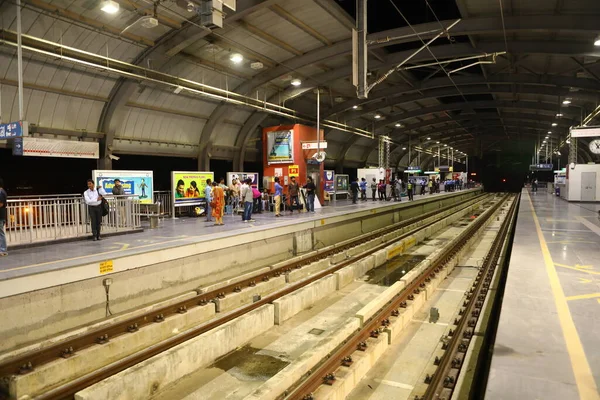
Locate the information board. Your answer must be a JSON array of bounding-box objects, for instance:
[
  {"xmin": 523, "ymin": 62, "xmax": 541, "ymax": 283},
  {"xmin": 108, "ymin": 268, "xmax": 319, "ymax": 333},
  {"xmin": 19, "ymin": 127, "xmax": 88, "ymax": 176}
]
[
  {"xmin": 323, "ymin": 170, "xmax": 335, "ymax": 193},
  {"xmin": 0, "ymin": 120, "xmax": 27, "ymax": 139},
  {"xmin": 173, "ymin": 171, "xmax": 214, "ymax": 207},
  {"xmin": 93, "ymin": 170, "xmax": 154, "ymax": 204}
]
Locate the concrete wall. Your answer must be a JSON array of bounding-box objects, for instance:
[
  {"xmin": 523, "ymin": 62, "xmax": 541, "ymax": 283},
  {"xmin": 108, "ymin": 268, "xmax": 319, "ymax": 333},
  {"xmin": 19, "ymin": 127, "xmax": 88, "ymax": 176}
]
[{"xmin": 0, "ymin": 189, "xmax": 481, "ymax": 352}]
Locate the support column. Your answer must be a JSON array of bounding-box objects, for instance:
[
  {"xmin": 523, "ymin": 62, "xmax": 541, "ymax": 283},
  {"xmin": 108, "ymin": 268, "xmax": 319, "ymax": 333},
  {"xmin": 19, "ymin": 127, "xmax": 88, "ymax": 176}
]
[
  {"xmin": 355, "ymin": 0, "xmax": 368, "ymax": 99},
  {"xmin": 568, "ymin": 138, "xmax": 577, "ymax": 164}
]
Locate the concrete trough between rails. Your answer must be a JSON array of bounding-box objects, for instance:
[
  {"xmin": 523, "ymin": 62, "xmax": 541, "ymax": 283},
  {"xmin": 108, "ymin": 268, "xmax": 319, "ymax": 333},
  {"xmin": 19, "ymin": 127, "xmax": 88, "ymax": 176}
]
[
  {"xmin": 355, "ymin": 280, "xmax": 406, "ymax": 327},
  {"xmin": 242, "ymin": 317, "xmax": 361, "ymax": 400},
  {"xmin": 9, "ymin": 302, "xmax": 217, "ymax": 399},
  {"xmin": 273, "ymin": 275, "xmax": 337, "ymax": 325},
  {"xmin": 75, "ymin": 305, "xmax": 275, "ymax": 400}
]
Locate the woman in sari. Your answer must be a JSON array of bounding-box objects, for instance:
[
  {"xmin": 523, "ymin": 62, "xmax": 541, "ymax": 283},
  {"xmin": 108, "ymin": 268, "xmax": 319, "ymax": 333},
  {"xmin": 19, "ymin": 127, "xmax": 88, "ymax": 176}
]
[{"xmin": 211, "ymin": 181, "xmax": 225, "ymax": 225}]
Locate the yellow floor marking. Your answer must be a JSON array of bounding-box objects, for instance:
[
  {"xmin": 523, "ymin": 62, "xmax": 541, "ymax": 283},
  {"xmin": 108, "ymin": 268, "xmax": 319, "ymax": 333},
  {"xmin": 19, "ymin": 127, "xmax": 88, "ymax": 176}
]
[
  {"xmin": 546, "ymin": 240, "xmax": 597, "ymax": 244},
  {"xmin": 566, "ymin": 293, "xmax": 600, "ymax": 302},
  {"xmin": 555, "ymin": 264, "xmax": 600, "ymax": 276},
  {"xmin": 527, "ymin": 191, "xmax": 600, "ymax": 400},
  {"xmin": 578, "ymin": 278, "xmax": 593, "ymax": 284}
]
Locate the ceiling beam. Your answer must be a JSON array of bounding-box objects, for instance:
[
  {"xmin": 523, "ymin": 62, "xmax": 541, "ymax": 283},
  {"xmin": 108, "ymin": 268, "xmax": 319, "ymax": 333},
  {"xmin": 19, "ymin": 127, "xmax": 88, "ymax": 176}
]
[{"xmin": 269, "ymin": 4, "xmax": 332, "ymax": 46}]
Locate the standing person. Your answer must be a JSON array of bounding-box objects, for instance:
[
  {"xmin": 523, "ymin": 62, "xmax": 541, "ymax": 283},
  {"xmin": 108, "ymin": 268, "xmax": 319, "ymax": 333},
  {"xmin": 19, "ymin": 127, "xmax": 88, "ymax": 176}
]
[
  {"xmin": 350, "ymin": 178, "xmax": 359, "ymax": 204},
  {"xmin": 252, "ymin": 185, "xmax": 262, "ymax": 213},
  {"xmin": 359, "ymin": 178, "xmax": 367, "ymax": 201},
  {"xmin": 378, "ymin": 179, "xmax": 385, "ymax": 201},
  {"xmin": 370, "ymin": 178, "xmax": 377, "ymax": 201},
  {"xmin": 261, "ymin": 189, "xmax": 270, "ymax": 213},
  {"xmin": 288, "ymin": 176, "xmax": 300, "ymax": 214},
  {"xmin": 84, "ymin": 179, "xmax": 106, "ymax": 241},
  {"xmin": 407, "ymin": 179, "xmax": 414, "ymax": 201},
  {"xmin": 111, "ymin": 179, "xmax": 126, "ymax": 227},
  {"xmin": 428, "ymin": 179, "xmax": 433, "ymax": 194},
  {"xmin": 303, "ymin": 177, "xmax": 316, "ymax": 213},
  {"xmin": 395, "ymin": 178, "xmax": 402, "ymax": 202},
  {"xmin": 241, "ymin": 178, "xmax": 255, "ymax": 223},
  {"xmin": 421, "ymin": 180, "xmax": 426, "ymax": 195},
  {"xmin": 0, "ymin": 178, "xmax": 7, "ymax": 256},
  {"xmin": 211, "ymin": 181, "xmax": 225, "ymax": 226},
  {"xmin": 229, "ymin": 178, "xmax": 240, "ymax": 212},
  {"xmin": 204, "ymin": 178, "xmax": 213, "ymax": 222},
  {"xmin": 274, "ymin": 177, "xmax": 283, "ymax": 217}
]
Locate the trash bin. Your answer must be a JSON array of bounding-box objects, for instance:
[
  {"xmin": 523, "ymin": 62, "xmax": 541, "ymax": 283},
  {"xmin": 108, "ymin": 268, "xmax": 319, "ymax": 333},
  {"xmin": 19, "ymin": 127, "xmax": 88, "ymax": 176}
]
[
  {"xmin": 555, "ymin": 186, "xmax": 560, "ymax": 197},
  {"xmin": 149, "ymin": 215, "xmax": 159, "ymax": 229}
]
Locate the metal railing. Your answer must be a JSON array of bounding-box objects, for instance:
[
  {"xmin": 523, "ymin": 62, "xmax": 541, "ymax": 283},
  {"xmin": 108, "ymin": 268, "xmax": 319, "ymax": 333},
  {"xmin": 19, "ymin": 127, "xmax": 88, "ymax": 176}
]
[
  {"xmin": 6, "ymin": 195, "xmax": 141, "ymax": 246},
  {"xmin": 151, "ymin": 191, "xmax": 172, "ymax": 217}
]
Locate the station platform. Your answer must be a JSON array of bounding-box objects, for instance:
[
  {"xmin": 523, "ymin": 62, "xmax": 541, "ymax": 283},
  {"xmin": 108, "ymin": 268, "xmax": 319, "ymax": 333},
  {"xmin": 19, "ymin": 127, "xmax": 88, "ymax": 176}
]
[
  {"xmin": 0, "ymin": 189, "xmax": 479, "ymax": 299},
  {"xmin": 486, "ymin": 190, "xmax": 600, "ymax": 400}
]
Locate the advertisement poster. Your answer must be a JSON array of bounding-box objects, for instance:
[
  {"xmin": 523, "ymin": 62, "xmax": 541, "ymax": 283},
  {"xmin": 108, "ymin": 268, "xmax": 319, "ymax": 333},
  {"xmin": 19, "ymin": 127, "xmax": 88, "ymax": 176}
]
[
  {"xmin": 227, "ymin": 172, "xmax": 259, "ymax": 188},
  {"xmin": 93, "ymin": 170, "xmax": 154, "ymax": 204},
  {"xmin": 324, "ymin": 170, "xmax": 335, "ymax": 193},
  {"xmin": 267, "ymin": 130, "xmax": 294, "ymax": 164},
  {"xmin": 173, "ymin": 171, "xmax": 214, "ymax": 207},
  {"xmin": 335, "ymin": 174, "xmax": 349, "ymax": 191}
]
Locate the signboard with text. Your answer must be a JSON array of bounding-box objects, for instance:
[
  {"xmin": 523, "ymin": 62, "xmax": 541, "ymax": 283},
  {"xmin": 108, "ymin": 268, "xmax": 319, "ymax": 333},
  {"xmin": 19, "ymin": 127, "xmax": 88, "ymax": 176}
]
[
  {"xmin": 288, "ymin": 165, "xmax": 299, "ymax": 177},
  {"xmin": 173, "ymin": 171, "xmax": 214, "ymax": 207},
  {"xmin": 301, "ymin": 142, "xmax": 328, "ymax": 150},
  {"xmin": 0, "ymin": 120, "xmax": 27, "ymax": 139},
  {"xmin": 570, "ymin": 126, "xmax": 600, "ymax": 138},
  {"xmin": 529, "ymin": 164, "xmax": 553, "ymax": 171},
  {"xmin": 20, "ymin": 137, "xmax": 99, "ymax": 159},
  {"xmin": 93, "ymin": 170, "xmax": 154, "ymax": 204}
]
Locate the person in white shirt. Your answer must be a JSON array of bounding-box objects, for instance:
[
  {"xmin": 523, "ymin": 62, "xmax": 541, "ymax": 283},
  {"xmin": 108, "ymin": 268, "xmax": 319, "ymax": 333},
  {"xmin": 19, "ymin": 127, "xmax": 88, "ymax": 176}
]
[{"xmin": 84, "ymin": 179, "xmax": 106, "ymax": 241}]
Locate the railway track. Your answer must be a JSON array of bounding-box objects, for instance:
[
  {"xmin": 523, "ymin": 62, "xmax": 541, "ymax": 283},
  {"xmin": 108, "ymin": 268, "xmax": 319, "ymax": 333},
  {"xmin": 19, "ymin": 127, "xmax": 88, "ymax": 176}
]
[
  {"xmin": 0, "ymin": 193, "xmax": 491, "ymax": 400},
  {"xmin": 418, "ymin": 193, "xmax": 519, "ymax": 400},
  {"xmin": 284, "ymin": 193, "xmax": 515, "ymax": 400}
]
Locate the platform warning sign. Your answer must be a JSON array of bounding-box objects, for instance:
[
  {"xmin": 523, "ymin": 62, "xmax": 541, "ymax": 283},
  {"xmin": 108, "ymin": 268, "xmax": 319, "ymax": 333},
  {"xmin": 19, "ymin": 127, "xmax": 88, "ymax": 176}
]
[{"xmin": 100, "ymin": 261, "xmax": 114, "ymax": 274}]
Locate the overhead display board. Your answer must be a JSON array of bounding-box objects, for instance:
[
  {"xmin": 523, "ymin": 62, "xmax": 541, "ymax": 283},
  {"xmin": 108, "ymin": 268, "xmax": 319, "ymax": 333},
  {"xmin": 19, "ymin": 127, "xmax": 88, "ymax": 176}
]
[
  {"xmin": 172, "ymin": 171, "xmax": 214, "ymax": 207},
  {"xmin": 93, "ymin": 170, "xmax": 154, "ymax": 204},
  {"xmin": 267, "ymin": 130, "xmax": 294, "ymax": 164},
  {"xmin": 529, "ymin": 164, "xmax": 553, "ymax": 171},
  {"xmin": 435, "ymin": 166, "xmax": 454, "ymax": 173},
  {"xmin": 570, "ymin": 126, "xmax": 600, "ymax": 138},
  {"xmin": 21, "ymin": 137, "xmax": 99, "ymax": 159}
]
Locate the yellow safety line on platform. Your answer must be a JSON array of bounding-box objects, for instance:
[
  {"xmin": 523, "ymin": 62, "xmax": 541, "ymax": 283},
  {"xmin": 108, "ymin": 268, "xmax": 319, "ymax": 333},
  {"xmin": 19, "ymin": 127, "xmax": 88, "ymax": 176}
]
[
  {"xmin": 566, "ymin": 293, "xmax": 600, "ymax": 302},
  {"xmin": 527, "ymin": 191, "xmax": 600, "ymax": 400}
]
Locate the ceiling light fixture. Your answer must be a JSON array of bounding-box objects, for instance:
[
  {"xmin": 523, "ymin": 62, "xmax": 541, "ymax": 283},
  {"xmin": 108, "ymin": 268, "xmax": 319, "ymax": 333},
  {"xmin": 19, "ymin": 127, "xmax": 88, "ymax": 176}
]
[
  {"xmin": 562, "ymin": 99, "xmax": 572, "ymax": 105},
  {"xmin": 374, "ymin": 114, "xmax": 381, "ymax": 119},
  {"xmin": 101, "ymin": 0, "xmax": 119, "ymax": 14},
  {"xmin": 352, "ymin": 105, "xmax": 358, "ymax": 109},
  {"xmin": 548, "ymin": 131, "xmax": 552, "ymax": 134},
  {"xmin": 556, "ymin": 113, "xmax": 563, "ymax": 117},
  {"xmin": 595, "ymin": 34, "xmax": 600, "ymax": 46},
  {"xmin": 290, "ymin": 78, "xmax": 302, "ymax": 86},
  {"xmin": 427, "ymin": 137, "xmax": 431, "ymax": 140},
  {"xmin": 543, "ymin": 140, "xmax": 547, "ymax": 143},
  {"xmin": 566, "ymin": 139, "xmax": 571, "ymax": 144},
  {"xmin": 552, "ymin": 122, "xmax": 557, "ymax": 126},
  {"xmin": 444, "ymin": 144, "xmax": 447, "ymax": 147},
  {"xmin": 436, "ymin": 141, "xmax": 440, "ymax": 144},
  {"xmin": 402, "ymin": 147, "xmax": 406, "ymax": 150},
  {"xmin": 395, "ymin": 123, "xmax": 402, "ymax": 127},
  {"xmin": 229, "ymin": 53, "xmax": 244, "ymax": 64}
]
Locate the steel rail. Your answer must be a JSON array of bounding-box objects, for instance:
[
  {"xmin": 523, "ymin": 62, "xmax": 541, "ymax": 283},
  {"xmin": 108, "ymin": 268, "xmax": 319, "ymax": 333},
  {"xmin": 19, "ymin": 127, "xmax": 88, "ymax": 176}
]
[
  {"xmin": 285, "ymin": 194, "xmax": 511, "ymax": 400},
  {"xmin": 420, "ymin": 194, "xmax": 518, "ymax": 400}
]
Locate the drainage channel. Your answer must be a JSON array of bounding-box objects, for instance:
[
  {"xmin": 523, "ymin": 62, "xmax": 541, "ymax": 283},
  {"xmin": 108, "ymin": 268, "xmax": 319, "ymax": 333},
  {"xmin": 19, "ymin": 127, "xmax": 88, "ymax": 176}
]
[{"xmin": 78, "ymin": 196, "xmax": 502, "ymax": 400}]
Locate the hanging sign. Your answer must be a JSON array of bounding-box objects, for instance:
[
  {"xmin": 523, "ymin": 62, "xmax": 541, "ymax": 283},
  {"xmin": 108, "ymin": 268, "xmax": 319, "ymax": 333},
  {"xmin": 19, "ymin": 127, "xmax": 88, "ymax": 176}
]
[
  {"xmin": 529, "ymin": 164, "xmax": 553, "ymax": 171},
  {"xmin": 267, "ymin": 130, "xmax": 294, "ymax": 164},
  {"xmin": 570, "ymin": 126, "xmax": 600, "ymax": 138},
  {"xmin": 301, "ymin": 142, "xmax": 328, "ymax": 150},
  {"xmin": 0, "ymin": 120, "xmax": 27, "ymax": 139},
  {"xmin": 435, "ymin": 166, "xmax": 453, "ymax": 172},
  {"xmin": 22, "ymin": 137, "xmax": 99, "ymax": 159}
]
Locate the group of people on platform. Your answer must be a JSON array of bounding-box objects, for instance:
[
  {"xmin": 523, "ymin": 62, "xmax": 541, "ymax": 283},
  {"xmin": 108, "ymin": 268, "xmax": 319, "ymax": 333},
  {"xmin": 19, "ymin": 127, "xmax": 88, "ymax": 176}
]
[{"xmin": 348, "ymin": 177, "xmax": 463, "ymax": 204}]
